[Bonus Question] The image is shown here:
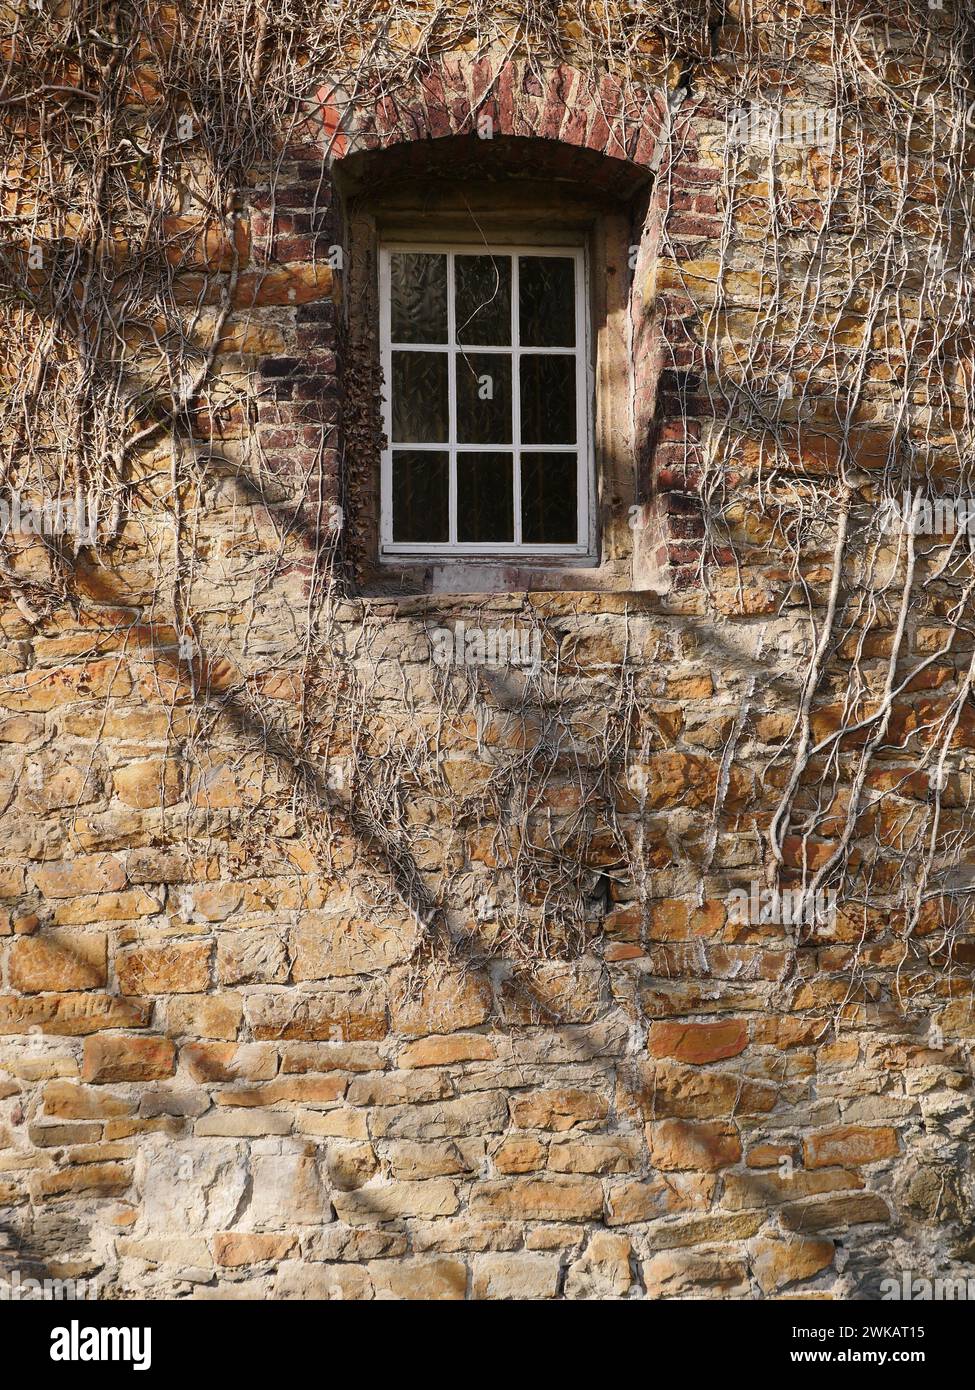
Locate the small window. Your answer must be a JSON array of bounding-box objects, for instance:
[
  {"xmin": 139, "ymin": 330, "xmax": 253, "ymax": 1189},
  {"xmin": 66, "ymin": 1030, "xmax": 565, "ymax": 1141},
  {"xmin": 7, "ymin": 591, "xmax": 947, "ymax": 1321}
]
[{"xmin": 379, "ymin": 244, "xmax": 593, "ymax": 560}]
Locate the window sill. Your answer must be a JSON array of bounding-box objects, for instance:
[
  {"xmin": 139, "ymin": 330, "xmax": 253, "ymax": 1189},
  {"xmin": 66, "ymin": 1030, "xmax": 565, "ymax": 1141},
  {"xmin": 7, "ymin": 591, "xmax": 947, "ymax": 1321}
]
[
  {"xmin": 353, "ymin": 588, "xmax": 666, "ymax": 617},
  {"xmin": 358, "ymin": 553, "xmax": 665, "ymax": 596},
  {"xmin": 429, "ymin": 560, "xmax": 596, "ymax": 593}
]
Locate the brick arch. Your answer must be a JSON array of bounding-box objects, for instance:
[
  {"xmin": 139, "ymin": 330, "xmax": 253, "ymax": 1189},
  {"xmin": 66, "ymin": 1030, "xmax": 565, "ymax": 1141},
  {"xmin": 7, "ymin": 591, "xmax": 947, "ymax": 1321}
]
[
  {"xmin": 266, "ymin": 51, "xmax": 705, "ymax": 594},
  {"xmin": 314, "ymin": 54, "xmax": 667, "ymax": 174}
]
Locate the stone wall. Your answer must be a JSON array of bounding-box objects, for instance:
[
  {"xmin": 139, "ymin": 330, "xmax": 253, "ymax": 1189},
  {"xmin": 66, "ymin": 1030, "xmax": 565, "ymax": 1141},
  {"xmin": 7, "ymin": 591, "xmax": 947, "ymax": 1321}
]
[{"xmin": 2, "ymin": 8, "xmax": 974, "ymax": 1301}]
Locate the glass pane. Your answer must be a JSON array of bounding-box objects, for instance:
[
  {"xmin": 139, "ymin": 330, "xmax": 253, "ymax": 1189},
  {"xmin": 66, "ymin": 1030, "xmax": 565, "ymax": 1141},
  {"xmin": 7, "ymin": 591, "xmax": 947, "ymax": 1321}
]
[
  {"xmin": 391, "ymin": 351, "xmax": 448, "ymax": 442},
  {"xmin": 520, "ymin": 355, "xmax": 576, "ymax": 444},
  {"xmin": 392, "ymin": 451, "xmax": 449, "ymax": 542},
  {"xmin": 457, "ymin": 352, "xmax": 512, "ymax": 444},
  {"xmin": 390, "ymin": 252, "xmax": 447, "ymax": 343},
  {"xmin": 457, "ymin": 453, "xmax": 513, "ymax": 542},
  {"xmin": 519, "ymin": 256, "xmax": 575, "ymax": 347},
  {"xmin": 521, "ymin": 453, "xmax": 578, "ymax": 544},
  {"xmin": 456, "ymin": 255, "xmax": 511, "ymax": 345}
]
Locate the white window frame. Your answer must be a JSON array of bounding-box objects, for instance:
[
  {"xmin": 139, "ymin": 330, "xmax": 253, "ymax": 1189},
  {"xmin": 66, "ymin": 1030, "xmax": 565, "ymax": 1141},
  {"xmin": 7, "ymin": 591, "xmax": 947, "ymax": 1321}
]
[{"xmin": 378, "ymin": 242, "xmax": 595, "ymax": 561}]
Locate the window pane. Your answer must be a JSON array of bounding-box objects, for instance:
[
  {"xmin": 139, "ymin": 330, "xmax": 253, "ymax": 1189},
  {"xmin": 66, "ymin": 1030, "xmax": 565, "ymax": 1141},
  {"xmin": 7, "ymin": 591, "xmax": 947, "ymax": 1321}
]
[
  {"xmin": 456, "ymin": 255, "xmax": 511, "ymax": 345},
  {"xmin": 457, "ymin": 352, "xmax": 512, "ymax": 444},
  {"xmin": 390, "ymin": 252, "xmax": 447, "ymax": 343},
  {"xmin": 520, "ymin": 355, "xmax": 576, "ymax": 444},
  {"xmin": 391, "ymin": 350, "xmax": 448, "ymax": 442},
  {"xmin": 519, "ymin": 256, "xmax": 575, "ymax": 347},
  {"xmin": 392, "ymin": 451, "xmax": 449, "ymax": 542},
  {"xmin": 457, "ymin": 453, "xmax": 513, "ymax": 542},
  {"xmin": 521, "ymin": 452, "xmax": 578, "ymax": 544}
]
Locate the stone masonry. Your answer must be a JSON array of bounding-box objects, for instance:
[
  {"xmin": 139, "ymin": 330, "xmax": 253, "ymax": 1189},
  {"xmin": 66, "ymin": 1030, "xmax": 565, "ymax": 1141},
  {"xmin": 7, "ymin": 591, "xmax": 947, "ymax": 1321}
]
[{"xmin": 2, "ymin": 9, "xmax": 974, "ymax": 1300}]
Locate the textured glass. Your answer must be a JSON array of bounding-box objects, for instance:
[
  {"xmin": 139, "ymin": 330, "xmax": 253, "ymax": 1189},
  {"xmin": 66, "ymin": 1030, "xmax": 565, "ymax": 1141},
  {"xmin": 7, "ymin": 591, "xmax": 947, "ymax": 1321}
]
[
  {"xmin": 519, "ymin": 256, "xmax": 575, "ymax": 347},
  {"xmin": 391, "ymin": 350, "xmax": 448, "ymax": 442},
  {"xmin": 457, "ymin": 352, "xmax": 512, "ymax": 444},
  {"xmin": 456, "ymin": 255, "xmax": 512, "ymax": 345},
  {"xmin": 457, "ymin": 453, "xmax": 514, "ymax": 542},
  {"xmin": 520, "ymin": 355, "xmax": 576, "ymax": 444},
  {"xmin": 521, "ymin": 452, "xmax": 578, "ymax": 544},
  {"xmin": 392, "ymin": 451, "xmax": 449, "ymax": 542},
  {"xmin": 390, "ymin": 252, "xmax": 447, "ymax": 343}
]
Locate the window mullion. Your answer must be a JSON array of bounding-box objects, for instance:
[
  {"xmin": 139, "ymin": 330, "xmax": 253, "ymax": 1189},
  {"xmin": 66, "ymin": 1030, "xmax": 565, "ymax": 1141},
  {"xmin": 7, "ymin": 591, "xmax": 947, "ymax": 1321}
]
[
  {"xmin": 447, "ymin": 251, "xmax": 457, "ymax": 546},
  {"xmin": 379, "ymin": 248, "xmax": 391, "ymax": 547},
  {"xmin": 380, "ymin": 242, "xmax": 591, "ymax": 561},
  {"xmin": 577, "ymin": 249, "xmax": 586, "ymax": 549},
  {"xmin": 512, "ymin": 253, "xmax": 521, "ymax": 547}
]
